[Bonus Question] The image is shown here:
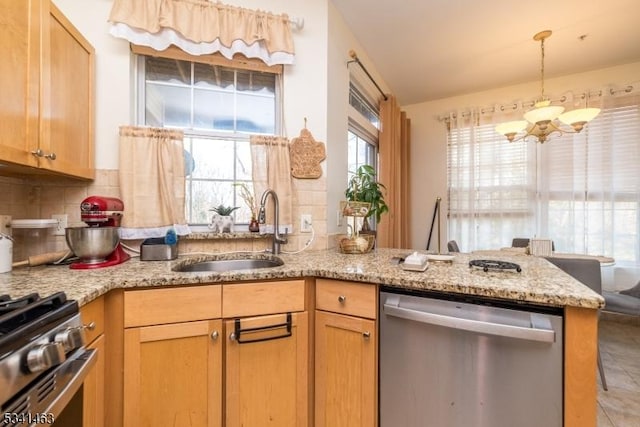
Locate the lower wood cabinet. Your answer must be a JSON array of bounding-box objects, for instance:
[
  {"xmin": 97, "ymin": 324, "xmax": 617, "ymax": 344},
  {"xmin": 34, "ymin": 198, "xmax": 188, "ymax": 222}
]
[
  {"xmin": 225, "ymin": 312, "xmax": 309, "ymax": 427},
  {"xmin": 315, "ymin": 310, "xmax": 376, "ymax": 427},
  {"xmin": 83, "ymin": 334, "xmax": 105, "ymax": 427},
  {"xmin": 315, "ymin": 279, "xmax": 378, "ymax": 427},
  {"xmin": 123, "ymin": 319, "xmax": 223, "ymax": 427}
]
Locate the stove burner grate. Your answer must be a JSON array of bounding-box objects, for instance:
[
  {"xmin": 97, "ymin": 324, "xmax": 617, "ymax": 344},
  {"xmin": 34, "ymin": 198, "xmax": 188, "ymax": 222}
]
[{"xmin": 469, "ymin": 259, "xmax": 522, "ymax": 273}]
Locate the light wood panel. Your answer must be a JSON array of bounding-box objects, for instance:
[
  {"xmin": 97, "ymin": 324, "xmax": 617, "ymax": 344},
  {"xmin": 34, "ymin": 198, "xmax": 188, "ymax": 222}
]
[
  {"xmin": 316, "ymin": 279, "xmax": 377, "ymax": 319},
  {"xmin": 124, "ymin": 319, "xmax": 222, "ymax": 427},
  {"xmin": 564, "ymin": 306, "xmax": 598, "ymax": 427},
  {"xmin": 41, "ymin": 2, "xmax": 94, "ymax": 179},
  {"xmin": 225, "ymin": 312, "xmax": 308, "ymax": 427},
  {"xmin": 104, "ymin": 289, "xmax": 124, "ymax": 427},
  {"xmin": 223, "ymin": 280, "xmax": 305, "ymax": 318},
  {"xmin": 0, "ymin": 0, "xmax": 40, "ymax": 168},
  {"xmin": 80, "ymin": 296, "xmax": 105, "ymax": 344},
  {"xmin": 124, "ymin": 285, "xmax": 222, "ymax": 327},
  {"xmin": 84, "ymin": 335, "xmax": 105, "ymax": 427},
  {"xmin": 315, "ymin": 311, "xmax": 376, "ymax": 427}
]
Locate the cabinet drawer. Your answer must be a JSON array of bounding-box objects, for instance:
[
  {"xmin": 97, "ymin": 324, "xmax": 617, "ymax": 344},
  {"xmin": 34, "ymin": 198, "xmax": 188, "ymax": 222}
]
[
  {"xmin": 80, "ymin": 296, "xmax": 105, "ymax": 344},
  {"xmin": 316, "ymin": 279, "xmax": 377, "ymax": 319},
  {"xmin": 124, "ymin": 285, "xmax": 222, "ymax": 327},
  {"xmin": 223, "ymin": 280, "xmax": 305, "ymax": 318}
]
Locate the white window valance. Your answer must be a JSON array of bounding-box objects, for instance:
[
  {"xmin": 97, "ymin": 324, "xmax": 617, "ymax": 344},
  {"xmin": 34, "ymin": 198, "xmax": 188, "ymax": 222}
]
[{"xmin": 108, "ymin": 0, "xmax": 295, "ymax": 66}]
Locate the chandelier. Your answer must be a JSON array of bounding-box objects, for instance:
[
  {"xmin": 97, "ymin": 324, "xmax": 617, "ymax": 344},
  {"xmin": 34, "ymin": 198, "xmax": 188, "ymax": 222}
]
[{"xmin": 495, "ymin": 30, "xmax": 600, "ymax": 143}]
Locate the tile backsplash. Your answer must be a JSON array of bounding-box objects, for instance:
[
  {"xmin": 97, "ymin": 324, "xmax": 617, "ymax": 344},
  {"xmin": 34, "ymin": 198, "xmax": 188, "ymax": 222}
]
[{"xmin": 1, "ymin": 171, "xmax": 330, "ymax": 261}]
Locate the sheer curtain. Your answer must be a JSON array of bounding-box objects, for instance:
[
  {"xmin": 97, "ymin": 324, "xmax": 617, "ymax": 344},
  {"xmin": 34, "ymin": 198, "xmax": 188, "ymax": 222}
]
[
  {"xmin": 447, "ymin": 108, "xmax": 537, "ymax": 251},
  {"xmin": 447, "ymin": 87, "xmax": 640, "ymax": 268},
  {"xmin": 118, "ymin": 126, "xmax": 191, "ymax": 239},
  {"xmin": 250, "ymin": 135, "xmax": 293, "ymax": 234},
  {"xmin": 538, "ymin": 90, "xmax": 640, "ymax": 265}
]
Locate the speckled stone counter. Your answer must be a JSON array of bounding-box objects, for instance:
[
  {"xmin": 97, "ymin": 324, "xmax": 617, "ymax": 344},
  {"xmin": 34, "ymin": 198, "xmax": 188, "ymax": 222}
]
[{"xmin": 0, "ymin": 248, "xmax": 604, "ymax": 309}]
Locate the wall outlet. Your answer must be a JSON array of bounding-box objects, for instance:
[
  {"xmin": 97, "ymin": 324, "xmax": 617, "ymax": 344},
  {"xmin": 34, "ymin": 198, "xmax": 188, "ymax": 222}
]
[
  {"xmin": 0, "ymin": 215, "xmax": 11, "ymax": 235},
  {"xmin": 52, "ymin": 214, "xmax": 68, "ymax": 236},
  {"xmin": 300, "ymin": 214, "xmax": 312, "ymax": 233}
]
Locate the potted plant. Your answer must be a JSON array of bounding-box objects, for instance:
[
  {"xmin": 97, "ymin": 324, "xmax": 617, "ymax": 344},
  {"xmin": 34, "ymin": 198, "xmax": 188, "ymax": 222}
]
[
  {"xmin": 344, "ymin": 165, "xmax": 388, "ymax": 231},
  {"xmin": 208, "ymin": 204, "xmax": 240, "ymax": 233}
]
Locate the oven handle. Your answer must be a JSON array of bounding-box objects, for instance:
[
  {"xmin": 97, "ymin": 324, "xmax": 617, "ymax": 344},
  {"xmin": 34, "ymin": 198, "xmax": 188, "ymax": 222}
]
[
  {"xmin": 44, "ymin": 348, "xmax": 98, "ymax": 419},
  {"xmin": 383, "ymin": 301, "xmax": 555, "ymax": 343}
]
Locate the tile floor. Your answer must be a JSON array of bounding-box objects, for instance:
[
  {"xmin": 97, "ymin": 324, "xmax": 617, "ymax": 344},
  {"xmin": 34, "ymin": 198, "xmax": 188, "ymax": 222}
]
[{"xmin": 597, "ymin": 314, "xmax": 640, "ymax": 426}]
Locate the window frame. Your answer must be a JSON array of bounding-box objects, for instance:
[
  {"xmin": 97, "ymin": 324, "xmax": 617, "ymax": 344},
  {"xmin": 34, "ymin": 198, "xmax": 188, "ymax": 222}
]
[{"xmin": 132, "ymin": 46, "xmax": 282, "ymax": 227}]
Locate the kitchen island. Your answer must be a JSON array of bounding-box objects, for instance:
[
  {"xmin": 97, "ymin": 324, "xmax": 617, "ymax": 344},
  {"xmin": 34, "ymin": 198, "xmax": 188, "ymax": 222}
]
[{"xmin": 0, "ymin": 248, "xmax": 602, "ymax": 427}]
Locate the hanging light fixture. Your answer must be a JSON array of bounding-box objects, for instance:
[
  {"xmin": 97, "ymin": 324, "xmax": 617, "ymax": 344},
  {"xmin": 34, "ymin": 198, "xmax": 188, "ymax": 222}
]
[{"xmin": 495, "ymin": 30, "xmax": 600, "ymax": 143}]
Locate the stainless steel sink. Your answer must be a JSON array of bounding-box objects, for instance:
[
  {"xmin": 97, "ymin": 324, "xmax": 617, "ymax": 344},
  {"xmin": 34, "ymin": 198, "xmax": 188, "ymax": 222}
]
[{"xmin": 174, "ymin": 256, "xmax": 284, "ymax": 272}]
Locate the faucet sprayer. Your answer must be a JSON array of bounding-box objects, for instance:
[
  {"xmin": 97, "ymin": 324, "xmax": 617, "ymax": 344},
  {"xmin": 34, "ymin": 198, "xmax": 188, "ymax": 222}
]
[{"xmin": 259, "ymin": 189, "xmax": 288, "ymax": 254}]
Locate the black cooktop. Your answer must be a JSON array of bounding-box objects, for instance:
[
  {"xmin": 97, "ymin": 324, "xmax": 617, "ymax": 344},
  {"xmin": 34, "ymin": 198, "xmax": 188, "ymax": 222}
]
[{"xmin": 469, "ymin": 259, "xmax": 522, "ymax": 273}]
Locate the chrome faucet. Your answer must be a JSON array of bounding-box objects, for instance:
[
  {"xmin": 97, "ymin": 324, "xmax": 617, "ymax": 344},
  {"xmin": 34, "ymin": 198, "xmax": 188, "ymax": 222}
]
[{"xmin": 258, "ymin": 189, "xmax": 288, "ymax": 254}]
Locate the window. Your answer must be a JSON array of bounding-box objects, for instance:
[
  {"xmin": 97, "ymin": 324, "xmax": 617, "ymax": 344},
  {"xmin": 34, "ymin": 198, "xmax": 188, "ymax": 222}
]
[
  {"xmin": 348, "ymin": 82, "xmax": 379, "ymax": 181},
  {"xmin": 137, "ymin": 54, "xmax": 279, "ymax": 225},
  {"xmin": 447, "ymin": 93, "xmax": 640, "ymax": 267}
]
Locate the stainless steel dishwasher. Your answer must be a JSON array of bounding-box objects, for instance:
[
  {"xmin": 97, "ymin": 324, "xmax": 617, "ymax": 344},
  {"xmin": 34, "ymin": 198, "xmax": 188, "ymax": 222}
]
[{"xmin": 380, "ymin": 287, "xmax": 563, "ymax": 427}]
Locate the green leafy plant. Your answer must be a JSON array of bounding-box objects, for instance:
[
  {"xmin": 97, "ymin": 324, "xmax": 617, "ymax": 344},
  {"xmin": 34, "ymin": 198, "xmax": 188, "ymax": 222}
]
[
  {"xmin": 345, "ymin": 165, "xmax": 388, "ymax": 225},
  {"xmin": 209, "ymin": 204, "xmax": 240, "ymax": 216}
]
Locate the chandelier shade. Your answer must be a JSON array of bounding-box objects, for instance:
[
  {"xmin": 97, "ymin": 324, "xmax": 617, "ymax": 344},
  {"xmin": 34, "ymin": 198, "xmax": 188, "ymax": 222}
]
[{"xmin": 495, "ymin": 30, "xmax": 600, "ymax": 143}]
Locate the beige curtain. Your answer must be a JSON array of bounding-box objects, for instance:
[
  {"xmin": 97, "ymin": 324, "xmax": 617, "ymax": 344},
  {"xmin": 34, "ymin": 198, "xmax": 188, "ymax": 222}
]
[
  {"xmin": 250, "ymin": 135, "xmax": 293, "ymax": 233},
  {"xmin": 118, "ymin": 126, "xmax": 190, "ymax": 239},
  {"xmin": 378, "ymin": 95, "xmax": 411, "ymax": 249},
  {"xmin": 108, "ymin": 0, "xmax": 295, "ymax": 65}
]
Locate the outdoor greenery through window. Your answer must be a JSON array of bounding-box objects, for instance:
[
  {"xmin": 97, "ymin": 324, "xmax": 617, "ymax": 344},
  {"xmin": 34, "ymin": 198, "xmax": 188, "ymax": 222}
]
[
  {"xmin": 447, "ymin": 93, "xmax": 640, "ymax": 267},
  {"xmin": 137, "ymin": 55, "xmax": 279, "ymax": 225}
]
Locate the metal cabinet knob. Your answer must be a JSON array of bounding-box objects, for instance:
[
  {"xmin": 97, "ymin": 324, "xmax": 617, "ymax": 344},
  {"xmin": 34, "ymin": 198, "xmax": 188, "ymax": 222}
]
[
  {"xmin": 31, "ymin": 149, "xmax": 44, "ymax": 157},
  {"xmin": 84, "ymin": 322, "xmax": 96, "ymax": 331},
  {"xmin": 362, "ymin": 331, "xmax": 371, "ymax": 339},
  {"xmin": 338, "ymin": 295, "xmax": 346, "ymax": 304},
  {"xmin": 26, "ymin": 342, "xmax": 66, "ymax": 373},
  {"xmin": 211, "ymin": 331, "xmax": 219, "ymax": 340},
  {"xmin": 44, "ymin": 152, "xmax": 57, "ymax": 160}
]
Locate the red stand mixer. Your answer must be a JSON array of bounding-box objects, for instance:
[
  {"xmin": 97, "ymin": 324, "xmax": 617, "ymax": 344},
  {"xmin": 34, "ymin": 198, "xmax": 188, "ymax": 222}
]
[{"xmin": 65, "ymin": 196, "xmax": 131, "ymax": 269}]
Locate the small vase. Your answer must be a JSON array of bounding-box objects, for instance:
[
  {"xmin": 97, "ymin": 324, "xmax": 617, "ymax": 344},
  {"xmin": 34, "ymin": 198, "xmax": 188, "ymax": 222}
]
[{"xmin": 249, "ymin": 218, "xmax": 260, "ymax": 232}]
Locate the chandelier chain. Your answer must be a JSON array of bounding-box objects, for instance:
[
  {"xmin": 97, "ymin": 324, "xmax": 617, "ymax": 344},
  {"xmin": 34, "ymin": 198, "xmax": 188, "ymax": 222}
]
[{"xmin": 540, "ymin": 37, "xmax": 545, "ymax": 100}]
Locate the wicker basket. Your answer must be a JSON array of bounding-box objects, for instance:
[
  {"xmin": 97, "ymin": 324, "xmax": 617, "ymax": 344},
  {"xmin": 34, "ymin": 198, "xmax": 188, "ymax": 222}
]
[
  {"xmin": 337, "ymin": 234, "xmax": 375, "ymax": 254},
  {"xmin": 340, "ymin": 200, "xmax": 371, "ymax": 217}
]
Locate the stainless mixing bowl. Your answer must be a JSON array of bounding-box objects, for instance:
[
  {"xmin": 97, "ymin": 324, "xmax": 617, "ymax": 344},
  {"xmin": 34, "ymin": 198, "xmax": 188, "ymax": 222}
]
[{"xmin": 65, "ymin": 226, "xmax": 120, "ymax": 263}]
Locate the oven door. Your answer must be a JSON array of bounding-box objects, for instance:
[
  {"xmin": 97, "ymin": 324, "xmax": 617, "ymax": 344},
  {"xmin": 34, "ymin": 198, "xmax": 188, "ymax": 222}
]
[{"xmin": 1, "ymin": 348, "xmax": 97, "ymax": 427}]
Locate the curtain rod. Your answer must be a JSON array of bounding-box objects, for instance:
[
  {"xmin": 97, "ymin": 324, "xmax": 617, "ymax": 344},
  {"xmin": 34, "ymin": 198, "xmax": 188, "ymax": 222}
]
[
  {"xmin": 347, "ymin": 50, "xmax": 388, "ymax": 101},
  {"xmin": 438, "ymin": 84, "xmax": 635, "ymax": 122}
]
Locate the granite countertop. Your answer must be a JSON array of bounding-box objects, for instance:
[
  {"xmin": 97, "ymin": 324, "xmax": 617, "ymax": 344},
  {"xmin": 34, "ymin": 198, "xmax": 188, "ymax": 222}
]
[{"xmin": 0, "ymin": 248, "xmax": 605, "ymax": 309}]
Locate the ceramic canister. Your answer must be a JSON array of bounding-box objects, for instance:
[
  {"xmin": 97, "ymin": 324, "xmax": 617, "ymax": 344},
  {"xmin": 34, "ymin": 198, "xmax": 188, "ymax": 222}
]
[{"xmin": 0, "ymin": 233, "xmax": 13, "ymax": 273}]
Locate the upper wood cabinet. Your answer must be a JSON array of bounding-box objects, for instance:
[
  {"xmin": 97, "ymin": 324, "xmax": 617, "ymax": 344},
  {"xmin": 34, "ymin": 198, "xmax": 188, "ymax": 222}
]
[{"xmin": 0, "ymin": 0, "xmax": 94, "ymax": 179}]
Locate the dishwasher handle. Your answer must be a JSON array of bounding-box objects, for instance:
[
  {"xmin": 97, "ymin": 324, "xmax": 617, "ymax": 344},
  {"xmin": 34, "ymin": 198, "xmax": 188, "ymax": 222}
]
[{"xmin": 383, "ymin": 301, "xmax": 555, "ymax": 343}]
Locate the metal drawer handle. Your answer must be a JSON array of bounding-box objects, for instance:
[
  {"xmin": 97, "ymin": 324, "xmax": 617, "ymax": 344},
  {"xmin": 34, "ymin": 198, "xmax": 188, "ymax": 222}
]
[
  {"xmin": 45, "ymin": 152, "xmax": 57, "ymax": 160},
  {"xmin": 338, "ymin": 295, "xmax": 346, "ymax": 304},
  {"xmin": 362, "ymin": 331, "xmax": 371, "ymax": 339},
  {"xmin": 211, "ymin": 331, "xmax": 219, "ymax": 340},
  {"xmin": 31, "ymin": 149, "xmax": 44, "ymax": 157},
  {"xmin": 230, "ymin": 313, "xmax": 292, "ymax": 344},
  {"xmin": 84, "ymin": 322, "xmax": 96, "ymax": 331}
]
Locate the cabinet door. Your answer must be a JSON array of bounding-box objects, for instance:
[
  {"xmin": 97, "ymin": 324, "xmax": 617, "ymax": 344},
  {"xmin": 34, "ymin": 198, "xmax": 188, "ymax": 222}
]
[
  {"xmin": 0, "ymin": 0, "xmax": 40, "ymax": 167},
  {"xmin": 225, "ymin": 312, "xmax": 308, "ymax": 427},
  {"xmin": 41, "ymin": 2, "xmax": 94, "ymax": 179},
  {"xmin": 315, "ymin": 310, "xmax": 376, "ymax": 427},
  {"xmin": 84, "ymin": 334, "xmax": 105, "ymax": 427},
  {"xmin": 124, "ymin": 319, "xmax": 222, "ymax": 427}
]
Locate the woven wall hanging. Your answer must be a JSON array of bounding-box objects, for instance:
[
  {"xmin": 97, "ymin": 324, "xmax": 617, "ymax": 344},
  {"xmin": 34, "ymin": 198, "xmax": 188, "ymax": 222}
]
[{"xmin": 289, "ymin": 121, "xmax": 326, "ymax": 179}]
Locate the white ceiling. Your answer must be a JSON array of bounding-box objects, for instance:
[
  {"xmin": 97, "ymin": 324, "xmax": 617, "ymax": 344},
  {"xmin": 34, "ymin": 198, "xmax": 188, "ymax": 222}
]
[{"xmin": 331, "ymin": 0, "xmax": 640, "ymax": 105}]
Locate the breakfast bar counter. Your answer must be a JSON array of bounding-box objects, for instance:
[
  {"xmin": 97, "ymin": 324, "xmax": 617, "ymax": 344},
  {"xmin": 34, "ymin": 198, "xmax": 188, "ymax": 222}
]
[{"xmin": 0, "ymin": 248, "xmax": 604, "ymax": 309}]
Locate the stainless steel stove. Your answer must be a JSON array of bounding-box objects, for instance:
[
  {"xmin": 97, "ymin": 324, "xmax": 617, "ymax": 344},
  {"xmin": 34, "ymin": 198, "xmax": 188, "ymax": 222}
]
[{"xmin": 0, "ymin": 293, "xmax": 96, "ymax": 426}]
